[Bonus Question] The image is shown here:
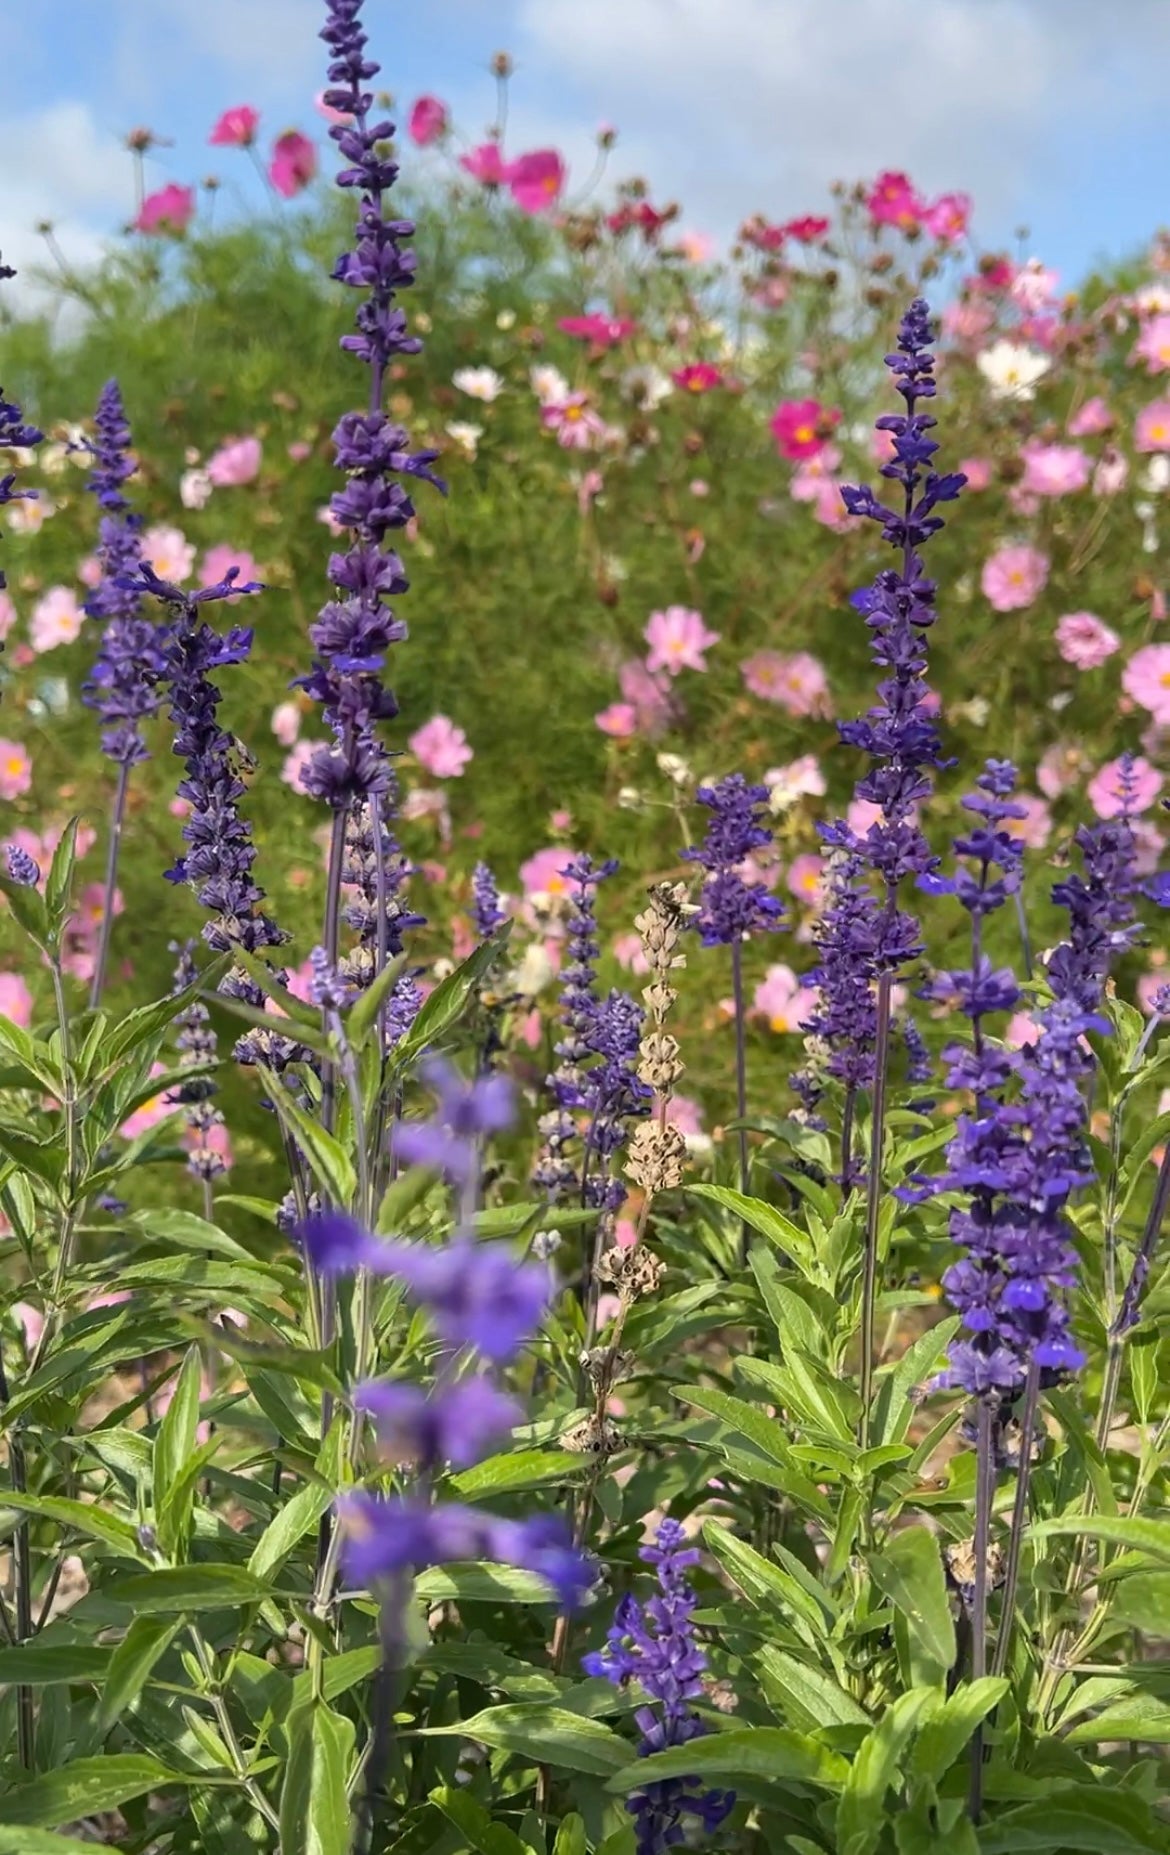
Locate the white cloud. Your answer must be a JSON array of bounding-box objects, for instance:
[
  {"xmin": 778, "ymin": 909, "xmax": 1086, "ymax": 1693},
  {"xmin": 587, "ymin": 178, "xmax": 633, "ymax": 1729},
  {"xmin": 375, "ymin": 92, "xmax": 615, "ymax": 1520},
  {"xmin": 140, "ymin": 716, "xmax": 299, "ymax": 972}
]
[
  {"xmin": 0, "ymin": 103, "xmax": 128, "ymax": 313},
  {"xmin": 117, "ymin": 0, "xmax": 323, "ymax": 84}
]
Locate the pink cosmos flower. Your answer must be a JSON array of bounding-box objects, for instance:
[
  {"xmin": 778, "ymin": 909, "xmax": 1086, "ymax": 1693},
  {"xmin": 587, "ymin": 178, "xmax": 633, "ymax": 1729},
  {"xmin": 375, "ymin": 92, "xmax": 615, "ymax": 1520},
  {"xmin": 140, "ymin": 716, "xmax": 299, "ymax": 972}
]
[
  {"xmin": 866, "ymin": 170, "xmax": 924, "ymax": 231},
  {"xmin": 1134, "ymin": 315, "xmax": 1170, "ymax": 373},
  {"xmin": 520, "ymin": 847, "xmax": 574, "ymax": 901},
  {"xmin": 1093, "ymin": 447, "xmax": 1129, "ymax": 496},
  {"xmin": 314, "ymin": 90, "xmax": 353, "ymax": 126},
  {"xmin": 786, "ymin": 853, "xmax": 825, "ymax": 907},
  {"xmin": 1055, "ymin": 611, "xmax": 1121, "ymax": 670},
  {"xmin": 770, "ymin": 398, "xmax": 839, "ymax": 461},
  {"xmin": 740, "ymin": 649, "xmax": 829, "ymax": 716},
  {"xmin": 957, "ymin": 457, "xmax": 992, "ymax": 491},
  {"xmin": 1123, "ymin": 643, "xmax": 1170, "ymax": 721},
  {"xmin": 409, "ymin": 714, "xmax": 473, "ymax": 778},
  {"xmin": 209, "ymin": 105, "xmax": 260, "ymax": 147},
  {"xmin": 644, "ymin": 605, "xmax": 720, "ymax": 676},
  {"xmin": 408, "ymin": 95, "xmax": 448, "ymax": 146},
  {"xmin": 541, "ymin": 394, "xmax": 608, "ymax": 449},
  {"xmin": 460, "ymin": 142, "xmax": 508, "ymax": 186},
  {"xmin": 281, "ymin": 741, "xmax": 317, "ymax": 793},
  {"xmin": 557, "ymin": 313, "xmax": 636, "ymax": 347},
  {"xmin": 0, "ymin": 972, "xmax": 32, "ymax": 1028},
  {"xmin": 1013, "ymin": 794, "xmax": 1052, "ymax": 849},
  {"xmin": 1138, "ymin": 969, "xmax": 1170, "ymax": 1015},
  {"xmin": 671, "ymin": 363, "xmax": 723, "ymax": 393},
  {"xmin": 1136, "ymin": 400, "xmax": 1170, "ymax": 452},
  {"xmin": 207, "ymin": 435, "xmax": 262, "ymax": 487},
  {"xmin": 981, "ymin": 545, "xmax": 1049, "ymax": 611},
  {"xmin": 1087, "ymin": 755, "xmax": 1162, "ymax": 818},
  {"xmin": 922, "ymin": 192, "xmax": 971, "ymax": 243},
  {"xmin": 141, "ymin": 524, "xmax": 195, "ymax": 583},
  {"xmin": 613, "ymin": 932, "xmax": 650, "ymax": 974},
  {"xmin": 506, "ymin": 149, "xmax": 565, "ymax": 215},
  {"xmin": 942, "ymin": 300, "xmax": 995, "ymax": 348},
  {"xmin": 1005, "ymin": 1012, "xmax": 1041, "ymax": 1050},
  {"xmin": 0, "ymin": 592, "xmax": 15, "ymax": 639},
  {"xmin": 1068, "ymin": 396, "xmax": 1112, "ymax": 436},
  {"xmin": 1010, "ymin": 260, "xmax": 1059, "ymax": 313},
  {"xmin": 271, "ymin": 701, "xmax": 301, "ymax": 747},
  {"xmin": 29, "ymin": 586, "xmax": 83, "ymax": 654},
  {"xmin": 666, "ymin": 1095, "xmax": 706, "ymax": 1146},
  {"xmin": 784, "ymin": 214, "xmax": 830, "ymax": 242},
  {"xmin": 1019, "ymin": 441, "xmax": 1090, "ymax": 498},
  {"xmin": 135, "ymin": 184, "xmax": 195, "ymax": 235},
  {"xmin": 269, "ymin": 130, "xmax": 317, "ymax": 199},
  {"xmin": 200, "ymin": 544, "xmax": 260, "ymax": 599},
  {"xmin": 595, "ymin": 703, "xmax": 637, "ymax": 738},
  {"xmin": 1037, "ymin": 743, "xmax": 1087, "ymax": 799},
  {"xmin": 848, "ymin": 797, "xmax": 883, "ymax": 838},
  {"xmin": 764, "ymin": 755, "xmax": 826, "ymax": 804},
  {"xmin": 119, "ymin": 1063, "xmax": 175, "ymax": 1139},
  {"xmin": 753, "ymin": 964, "xmax": 819, "ymax": 1033},
  {"xmin": 0, "ymin": 740, "xmax": 32, "ymax": 800}
]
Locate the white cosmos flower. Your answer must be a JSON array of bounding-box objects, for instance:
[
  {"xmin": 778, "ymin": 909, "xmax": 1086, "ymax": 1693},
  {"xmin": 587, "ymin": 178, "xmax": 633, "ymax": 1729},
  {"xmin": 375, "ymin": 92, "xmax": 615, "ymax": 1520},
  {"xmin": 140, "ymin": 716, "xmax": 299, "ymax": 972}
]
[
  {"xmin": 444, "ymin": 421, "xmax": 483, "ymax": 458},
  {"xmin": 530, "ymin": 363, "xmax": 570, "ymax": 405},
  {"xmin": 180, "ymin": 467, "xmax": 214, "ymax": 510},
  {"xmin": 1141, "ymin": 455, "xmax": 1170, "ymax": 493},
  {"xmin": 452, "ymin": 366, "xmax": 505, "ymax": 402},
  {"xmin": 975, "ymin": 340, "xmax": 1052, "ymax": 401},
  {"xmin": 620, "ymin": 363, "xmax": 673, "ymax": 410},
  {"xmin": 510, "ymin": 942, "xmax": 555, "ymax": 998}
]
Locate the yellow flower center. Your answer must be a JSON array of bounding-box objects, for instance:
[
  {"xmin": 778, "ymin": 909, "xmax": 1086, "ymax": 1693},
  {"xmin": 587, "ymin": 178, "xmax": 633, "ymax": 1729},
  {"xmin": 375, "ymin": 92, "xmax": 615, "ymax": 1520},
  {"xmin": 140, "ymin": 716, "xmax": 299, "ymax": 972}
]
[
  {"xmin": 5, "ymin": 756, "xmax": 23, "ymax": 776},
  {"xmin": 793, "ymin": 424, "xmax": 813, "ymax": 444},
  {"xmin": 565, "ymin": 405, "xmax": 584, "ymax": 422},
  {"xmin": 769, "ymin": 1013, "xmax": 790, "ymax": 1033}
]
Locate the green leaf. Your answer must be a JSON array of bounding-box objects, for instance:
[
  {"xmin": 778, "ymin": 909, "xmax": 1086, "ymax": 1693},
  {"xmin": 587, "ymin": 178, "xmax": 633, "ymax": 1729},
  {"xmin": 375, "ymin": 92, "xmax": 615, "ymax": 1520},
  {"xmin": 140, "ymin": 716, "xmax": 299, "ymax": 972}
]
[
  {"xmin": 107, "ymin": 1564, "xmax": 270, "ymax": 1612},
  {"xmin": 248, "ymin": 1477, "xmax": 333, "ymax": 1583},
  {"xmin": 976, "ymin": 1790, "xmax": 1167, "ymax": 1852},
  {"xmin": 423, "ymin": 1704, "xmax": 630, "ymax": 1776},
  {"xmin": 676, "ymin": 1386, "xmax": 791, "ymax": 1464},
  {"xmin": 868, "ymin": 1528, "xmax": 955, "ymax": 1671},
  {"xmin": 127, "ymin": 1206, "xmax": 257, "ymax": 1262},
  {"xmin": 875, "ymin": 1316, "xmax": 960, "ymax": 1445},
  {"xmin": 1063, "ymin": 1696, "xmax": 1170, "ymax": 1744},
  {"xmin": 391, "ymin": 933, "xmax": 507, "ymax": 1069},
  {"xmin": 702, "ymin": 1522, "xmax": 834, "ymax": 1638},
  {"xmin": 44, "ymin": 817, "xmax": 80, "ymax": 929},
  {"xmin": 259, "ymin": 1065, "xmax": 356, "ymax": 1205},
  {"xmin": 552, "ymin": 1816, "xmax": 587, "ymax": 1855},
  {"xmin": 608, "ymin": 1726, "xmax": 848, "ymax": 1792},
  {"xmin": 1, "ymin": 1754, "xmax": 190, "ymax": 1825},
  {"xmin": 0, "ymin": 1643, "xmax": 109, "ymax": 1684},
  {"xmin": 448, "ymin": 1449, "xmax": 583, "ymax": 1499},
  {"xmin": 279, "ymin": 1702, "xmax": 355, "ymax": 1855},
  {"xmin": 152, "ymin": 1344, "xmax": 203, "ymax": 1554},
  {"xmin": 686, "ymin": 1184, "xmax": 815, "ymax": 1272},
  {"xmin": 910, "ymin": 1678, "xmax": 1007, "ymax": 1785},
  {"xmin": 1129, "ymin": 1332, "xmax": 1162, "ymax": 1427},
  {"xmin": 1110, "ymin": 1571, "xmax": 1170, "ymax": 1635},
  {"xmin": 414, "ymin": 1562, "xmax": 571, "ymax": 1606},
  {"xmin": 836, "ymin": 1688, "xmax": 937, "ymax": 1855},
  {"xmin": 748, "ymin": 1246, "xmax": 822, "ymax": 1354},
  {"xmin": 99, "ymin": 1615, "xmax": 182, "ymax": 1731},
  {"xmin": 0, "ymin": 871, "xmax": 48, "ymax": 947},
  {"xmin": 0, "ymin": 1832, "xmax": 132, "ymax": 1855},
  {"xmin": 429, "ymin": 1787, "xmax": 531, "ymax": 1855},
  {"xmin": 0, "ymin": 1493, "xmax": 142, "ymax": 1560},
  {"xmin": 0, "ymin": 1019, "xmax": 60, "ymax": 1095},
  {"xmin": 1031, "ymin": 1516, "xmax": 1170, "ymax": 1562},
  {"xmin": 756, "ymin": 1648, "xmax": 869, "ymax": 1733},
  {"xmin": 346, "ymin": 950, "xmax": 408, "ymax": 1048}
]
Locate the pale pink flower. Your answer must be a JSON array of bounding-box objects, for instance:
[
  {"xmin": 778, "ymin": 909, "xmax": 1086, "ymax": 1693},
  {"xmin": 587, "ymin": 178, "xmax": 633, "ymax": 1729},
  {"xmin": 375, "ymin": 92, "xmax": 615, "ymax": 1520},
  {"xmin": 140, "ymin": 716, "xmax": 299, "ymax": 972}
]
[
  {"xmin": 207, "ymin": 436, "xmax": 261, "ymax": 487},
  {"xmin": 1132, "ymin": 818, "xmax": 1167, "ymax": 874},
  {"xmin": 285, "ymin": 958, "xmax": 315, "ymax": 1005},
  {"xmin": 271, "ymin": 701, "xmax": 301, "ymax": 747},
  {"xmin": 786, "ymin": 853, "xmax": 825, "ymax": 907},
  {"xmin": 13, "ymin": 1301, "xmax": 43, "ymax": 1349},
  {"xmin": 1019, "ymin": 440, "xmax": 1090, "ymax": 498},
  {"xmin": 0, "ymin": 593, "xmax": 16, "ymax": 638},
  {"xmin": 200, "ymin": 544, "xmax": 260, "ymax": 600},
  {"xmin": 269, "ymin": 129, "xmax": 317, "ymax": 198},
  {"xmin": 142, "ymin": 524, "xmax": 194, "ymax": 583},
  {"xmin": 120, "ymin": 1063, "xmax": 175, "ymax": 1139},
  {"xmin": 1068, "ymin": 396, "xmax": 1112, "ymax": 436},
  {"xmin": 29, "ymin": 586, "xmax": 83, "ymax": 653},
  {"xmin": 1123, "ymin": 644, "xmax": 1170, "ymax": 721},
  {"xmin": 409, "ymin": 714, "xmax": 473, "ymax": 778},
  {"xmin": 1093, "ymin": 447, "xmax": 1129, "ymax": 496},
  {"xmin": 408, "ymin": 95, "xmax": 448, "ymax": 146},
  {"xmin": 135, "ymin": 184, "xmax": 195, "ymax": 235},
  {"xmin": 400, "ymin": 787, "xmax": 451, "ymax": 841},
  {"xmin": 460, "ymin": 143, "xmax": 508, "ymax": 186},
  {"xmin": 941, "ymin": 299, "xmax": 995, "ymax": 348},
  {"xmin": 506, "ymin": 149, "xmax": 566, "ymax": 215},
  {"xmin": 1136, "ymin": 400, "xmax": 1170, "ymax": 452},
  {"xmin": 541, "ymin": 393, "xmax": 607, "ymax": 449},
  {"xmin": 1138, "ymin": 969, "xmax": 1170, "ymax": 1015},
  {"xmin": 740, "ymin": 650, "xmax": 829, "ymax": 716},
  {"xmin": 314, "ymin": 90, "xmax": 353, "ymax": 126},
  {"xmin": 847, "ymin": 797, "xmax": 883, "ymax": 838},
  {"xmin": 281, "ymin": 741, "xmax": 317, "ymax": 793},
  {"xmin": 789, "ymin": 445, "xmax": 843, "ymax": 500},
  {"xmin": 1134, "ymin": 314, "xmax": 1170, "ymax": 373},
  {"xmin": 520, "ymin": 847, "xmax": 574, "ymax": 901},
  {"xmin": 666, "ymin": 1094, "xmax": 708, "ymax": 1147},
  {"xmin": 1037, "ymin": 742, "xmax": 1087, "ymax": 799},
  {"xmin": 809, "ymin": 478, "xmax": 857, "ymax": 532},
  {"xmin": 613, "ymin": 932, "xmax": 650, "ymax": 974},
  {"xmin": 614, "ymin": 1218, "xmax": 639, "ymax": 1251},
  {"xmin": 1013, "ymin": 794, "xmax": 1052, "ymax": 848},
  {"xmin": 644, "ymin": 605, "xmax": 720, "ymax": 676},
  {"xmin": 958, "ymin": 457, "xmax": 992, "ymax": 491},
  {"xmin": 595, "ymin": 703, "xmax": 637, "ymax": 738},
  {"xmin": 753, "ymin": 964, "xmax": 818, "ymax": 1033},
  {"xmin": 210, "ymin": 105, "xmax": 260, "ymax": 147},
  {"xmin": 922, "ymin": 191, "xmax": 970, "ymax": 243},
  {"xmin": 577, "ymin": 469, "xmax": 604, "ymax": 515},
  {"xmin": 287, "ymin": 440, "xmax": 312, "ymax": 463},
  {"xmin": 1005, "ymin": 1012, "xmax": 1041, "ymax": 1050},
  {"xmin": 601, "ymin": 660, "xmax": 672, "ymax": 739},
  {"xmin": 317, "ymin": 503, "xmax": 345, "ymax": 536},
  {"xmin": 764, "ymin": 755, "xmax": 825, "ymax": 805},
  {"xmin": 0, "ymin": 740, "xmax": 32, "ymax": 799},
  {"xmin": 1087, "ymin": 755, "xmax": 1162, "ymax": 818},
  {"xmin": 981, "ymin": 544, "xmax": 1049, "ymax": 611},
  {"xmin": 1055, "ymin": 611, "xmax": 1120, "ymax": 670},
  {"xmin": 0, "ymin": 972, "xmax": 32, "ymax": 1027},
  {"xmin": 1010, "ymin": 259, "xmax": 1059, "ymax": 313}
]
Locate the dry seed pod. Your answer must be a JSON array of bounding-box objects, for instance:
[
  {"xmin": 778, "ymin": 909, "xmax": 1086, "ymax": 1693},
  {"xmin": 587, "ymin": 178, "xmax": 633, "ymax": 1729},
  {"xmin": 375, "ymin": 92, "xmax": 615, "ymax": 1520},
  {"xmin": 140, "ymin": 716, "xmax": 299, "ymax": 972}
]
[
  {"xmin": 596, "ymin": 1243, "xmax": 665, "ymax": 1299},
  {"xmin": 561, "ymin": 1413, "xmax": 621, "ymax": 1456}
]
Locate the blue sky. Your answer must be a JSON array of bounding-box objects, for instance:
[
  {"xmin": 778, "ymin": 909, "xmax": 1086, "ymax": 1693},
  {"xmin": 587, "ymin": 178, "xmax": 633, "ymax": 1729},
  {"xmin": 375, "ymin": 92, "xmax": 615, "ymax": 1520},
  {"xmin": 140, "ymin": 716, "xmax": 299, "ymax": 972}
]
[{"xmin": 4, "ymin": 0, "xmax": 1169, "ymax": 307}]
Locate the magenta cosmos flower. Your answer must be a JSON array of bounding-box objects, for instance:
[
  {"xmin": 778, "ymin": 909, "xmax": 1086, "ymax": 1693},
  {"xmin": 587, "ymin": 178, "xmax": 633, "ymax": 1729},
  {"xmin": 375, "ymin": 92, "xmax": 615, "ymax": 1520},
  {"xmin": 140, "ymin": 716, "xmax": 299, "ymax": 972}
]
[
  {"xmin": 770, "ymin": 398, "xmax": 839, "ymax": 461},
  {"xmin": 408, "ymin": 95, "xmax": 448, "ymax": 146},
  {"xmin": 507, "ymin": 149, "xmax": 565, "ymax": 215},
  {"xmin": 1123, "ymin": 643, "xmax": 1170, "ymax": 722},
  {"xmin": 460, "ymin": 142, "xmax": 508, "ymax": 186},
  {"xmin": 1055, "ymin": 611, "xmax": 1120, "ymax": 670},
  {"xmin": 1136, "ymin": 400, "xmax": 1170, "ymax": 452},
  {"xmin": 921, "ymin": 191, "xmax": 971, "ymax": 243},
  {"xmin": 644, "ymin": 605, "xmax": 720, "ymax": 675},
  {"xmin": 206, "ymin": 435, "xmax": 262, "ymax": 487},
  {"xmin": 409, "ymin": 714, "xmax": 473, "ymax": 779},
  {"xmin": 981, "ymin": 544, "xmax": 1049, "ymax": 611},
  {"xmin": 1020, "ymin": 440, "xmax": 1090, "ymax": 497},
  {"xmin": 740, "ymin": 649, "xmax": 829, "ymax": 716},
  {"xmin": 866, "ymin": 169, "xmax": 924, "ymax": 231},
  {"xmin": 672, "ymin": 363, "xmax": 723, "ymax": 394},
  {"xmin": 268, "ymin": 129, "xmax": 317, "ymax": 198},
  {"xmin": 135, "ymin": 184, "xmax": 195, "ymax": 235},
  {"xmin": 1088, "ymin": 755, "xmax": 1163, "ymax": 819},
  {"xmin": 558, "ymin": 313, "xmax": 636, "ymax": 347},
  {"xmin": 209, "ymin": 105, "xmax": 260, "ymax": 147}
]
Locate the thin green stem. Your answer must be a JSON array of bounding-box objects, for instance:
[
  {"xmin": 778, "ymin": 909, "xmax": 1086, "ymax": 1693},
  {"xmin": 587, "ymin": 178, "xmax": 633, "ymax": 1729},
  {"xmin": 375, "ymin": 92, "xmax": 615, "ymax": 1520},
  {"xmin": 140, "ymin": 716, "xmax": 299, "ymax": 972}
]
[
  {"xmin": 859, "ymin": 972, "xmax": 892, "ymax": 1451},
  {"xmin": 969, "ymin": 1400, "xmax": 995, "ymax": 1822},
  {"xmin": 88, "ymin": 762, "xmax": 130, "ymax": 1010},
  {"xmin": 730, "ymin": 940, "xmax": 750, "ymax": 1265}
]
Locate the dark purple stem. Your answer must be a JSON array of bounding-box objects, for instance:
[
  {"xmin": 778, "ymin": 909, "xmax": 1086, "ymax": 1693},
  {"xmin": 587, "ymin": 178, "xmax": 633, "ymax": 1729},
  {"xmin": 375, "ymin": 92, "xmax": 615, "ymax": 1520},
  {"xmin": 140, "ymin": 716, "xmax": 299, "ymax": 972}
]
[
  {"xmin": 992, "ymin": 1363, "xmax": 1040, "ymax": 1678},
  {"xmin": 731, "ymin": 939, "xmax": 750, "ymax": 1264},
  {"xmin": 859, "ymin": 971, "xmax": 892, "ymax": 1448},
  {"xmin": 88, "ymin": 761, "xmax": 130, "ymax": 1010},
  {"xmin": 969, "ymin": 1398, "xmax": 996, "ymax": 1821}
]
